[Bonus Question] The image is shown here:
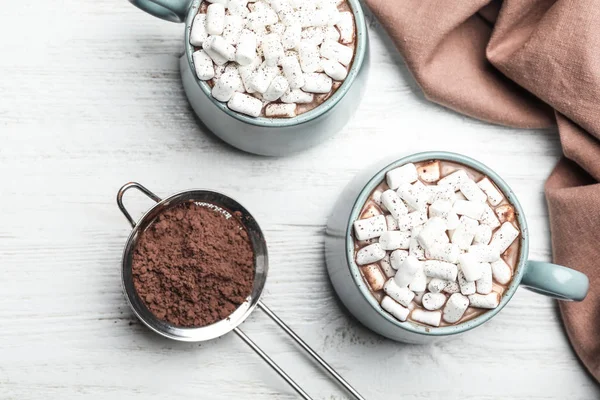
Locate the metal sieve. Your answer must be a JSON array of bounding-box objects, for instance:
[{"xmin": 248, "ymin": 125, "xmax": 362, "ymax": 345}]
[{"xmin": 117, "ymin": 182, "xmax": 366, "ymax": 400}]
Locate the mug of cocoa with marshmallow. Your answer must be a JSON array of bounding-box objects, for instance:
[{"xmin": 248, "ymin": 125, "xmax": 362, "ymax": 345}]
[
  {"xmin": 128, "ymin": 0, "xmax": 369, "ymax": 156},
  {"xmin": 325, "ymin": 152, "xmax": 589, "ymax": 343}
]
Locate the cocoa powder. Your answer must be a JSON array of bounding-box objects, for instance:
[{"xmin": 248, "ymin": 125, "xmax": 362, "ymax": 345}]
[{"xmin": 131, "ymin": 201, "xmax": 255, "ymax": 328}]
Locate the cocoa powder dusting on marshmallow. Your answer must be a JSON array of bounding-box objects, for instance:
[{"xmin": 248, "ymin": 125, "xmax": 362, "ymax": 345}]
[{"xmin": 132, "ymin": 201, "xmax": 255, "ymax": 328}]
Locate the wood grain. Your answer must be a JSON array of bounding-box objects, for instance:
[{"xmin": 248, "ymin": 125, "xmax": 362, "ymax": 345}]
[{"xmin": 0, "ymin": 1, "xmax": 598, "ymax": 399}]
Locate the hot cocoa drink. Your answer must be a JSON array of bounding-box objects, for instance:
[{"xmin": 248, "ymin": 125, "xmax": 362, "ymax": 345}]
[
  {"xmin": 132, "ymin": 201, "xmax": 255, "ymax": 328},
  {"xmin": 352, "ymin": 160, "xmax": 521, "ymax": 327},
  {"xmin": 189, "ymin": 0, "xmax": 357, "ymax": 118}
]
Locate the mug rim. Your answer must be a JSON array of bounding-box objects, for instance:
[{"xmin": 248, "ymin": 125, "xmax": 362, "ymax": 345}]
[
  {"xmin": 182, "ymin": 0, "xmax": 368, "ymax": 127},
  {"xmin": 345, "ymin": 151, "xmax": 530, "ymax": 336}
]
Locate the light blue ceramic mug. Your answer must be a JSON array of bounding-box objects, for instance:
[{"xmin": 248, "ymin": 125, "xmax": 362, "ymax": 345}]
[
  {"xmin": 128, "ymin": 0, "xmax": 370, "ymax": 156},
  {"xmin": 325, "ymin": 151, "xmax": 589, "ymax": 344}
]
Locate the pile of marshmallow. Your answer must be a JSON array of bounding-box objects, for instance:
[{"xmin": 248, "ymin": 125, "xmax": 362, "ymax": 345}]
[
  {"xmin": 353, "ymin": 162, "xmax": 520, "ymax": 327},
  {"xmin": 190, "ymin": 0, "xmax": 355, "ymax": 118}
]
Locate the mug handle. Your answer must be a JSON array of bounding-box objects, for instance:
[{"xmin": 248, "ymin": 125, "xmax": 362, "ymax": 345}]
[
  {"xmin": 521, "ymin": 260, "xmax": 589, "ymax": 301},
  {"xmin": 128, "ymin": 0, "xmax": 192, "ymax": 23},
  {"xmin": 116, "ymin": 182, "xmax": 162, "ymax": 228}
]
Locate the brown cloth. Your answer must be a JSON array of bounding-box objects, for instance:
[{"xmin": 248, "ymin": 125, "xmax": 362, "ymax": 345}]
[{"xmin": 365, "ymin": 0, "xmax": 600, "ymax": 382}]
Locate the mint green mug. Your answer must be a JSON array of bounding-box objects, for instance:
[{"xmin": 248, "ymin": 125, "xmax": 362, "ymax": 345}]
[
  {"xmin": 129, "ymin": 0, "xmax": 370, "ymax": 156},
  {"xmin": 325, "ymin": 152, "xmax": 589, "ymax": 343}
]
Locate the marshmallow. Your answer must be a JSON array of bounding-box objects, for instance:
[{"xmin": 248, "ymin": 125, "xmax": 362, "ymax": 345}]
[
  {"xmin": 438, "ymin": 170, "xmax": 469, "ymax": 191},
  {"xmin": 473, "ymin": 224, "xmax": 492, "ymax": 245},
  {"xmin": 236, "ymin": 29, "xmax": 258, "ymax": 66},
  {"xmin": 458, "ymin": 253, "xmax": 483, "ymax": 282},
  {"xmin": 495, "ymin": 204, "xmax": 516, "ymax": 224},
  {"xmin": 212, "ymin": 68, "xmax": 243, "ymax": 102},
  {"xmin": 207, "ymin": 0, "xmax": 228, "ymax": 4},
  {"xmin": 429, "ymin": 185, "xmax": 457, "ymax": 204},
  {"xmin": 443, "ymin": 293, "xmax": 469, "ymax": 323},
  {"xmin": 379, "ymin": 231, "xmax": 411, "ymax": 251},
  {"xmin": 450, "ymin": 216, "xmax": 478, "ymax": 250},
  {"xmin": 429, "ymin": 200, "xmax": 460, "ymax": 230},
  {"xmin": 281, "ymin": 88, "xmax": 314, "ymax": 103},
  {"xmin": 453, "ymin": 199, "xmax": 485, "ymax": 220},
  {"xmin": 428, "ymin": 278, "xmax": 448, "ymax": 293},
  {"xmin": 480, "ymin": 204, "xmax": 501, "ymax": 229},
  {"xmin": 356, "ymin": 243, "xmax": 386, "ymax": 266},
  {"xmin": 322, "ymin": 59, "xmax": 348, "ymax": 81},
  {"xmin": 270, "ymin": 0, "xmax": 295, "ymax": 24},
  {"xmin": 298, "ymin": 42, "xmax": 322, "ymax": 73},
  {"xmin": 302, "ymin": 73, "xmax": 333, "ymax": 93},
  {"xmin": 491, "ymin": 258, "xmax": 512, "ymax": 285},
  {"xmin": 206, "ymin": 3, "xmax": 226, "ymax": 35},
  {"xmin": 490, "ymin": 222, "xmax": 519, "ymax": 254},
  {"xmin": 190, "ymin": 14, "xmax": 209, "ymax": 46},
  {"xmin": 411, "ymin": 309, "xmax": 442, "ymax": 327},
  {"xmin": 223, "ymin": 14, "xmax": 245, "ymax": 44},
  {"xmin": 336, "ymin": 11, "xmax": 354, "ymax": 44},
  {"xmin": 477, "ymin": 177, "xmax": 503, "ymax": 206},
  {"xmin": 443, "ymin": 281, "xmax": 460, "ymax": 294},
  {"xmin": 386, "ymin": 163, "xmax": 418, "ymax": 189},
  {"xmin": 408, "ymin": 236, "xmax": 426, "ymax": 260},
  {"xmin": 422, "ymin": 292, "xmax": 447, "ymax": 311},
  {"xmin": 320, "ymin": 40, "xmax": 353, "ymax": 66},
  {"xmin": 389, "ymin": 249, "xmax": 409, "ymax": 269},
  {"xmin": 417, "ymin": 161, "xmax": 441, "ymax": 183},
  {"xmin": 379, "ymin": 255, "xmax": 395, "ymax": 278},
  {"xmin": 385, "ymin": 215, "xmax": 399, "ymax": 231},
  {"xmin": 413, "ymin": 291, "xmax": 424, "ymax": 305},
  {"xmin": 361, "ymin": 264, "xmax": 386, "ymax": 291},
  {"xmin": 397, "ymin": 182, "xmax": 429, "ymax": 212},
  {"xmin": 265, "ymin": 103, "xmax": 297, "ymax": 117},
  {"xmin": 416, "ymin": 217, "xmax": 448, "ymax": 251},
  {"xmin": 239, "ymin": 56, "xmax": 262, "ymax": 92},
  {"xmin": 381, "ymin": 189, "xmax": 408, "ymax": 221},
  {"xmin": 381, "ymin": 296, "xmax": 410, "ymax": 322},
  {"xmin": 261, "ymin": 33, "xmax": 285, "ymax": 66},
  {"xmin": 426, "ymin": 243, "xmax": 460, "ymax": 264},
  {"xmin": 468, "ymin": 244, "xmax": 501, "ymax": 263},
  {"xmin": 214, "ymin": 64, "xmax": 226, "ymax": 80},
  {"xmin": 263, "ymin": 75, "xmax": 289, "ymax": 101},
  {"xmin": 459, "ymin": 179, "xmax": 487, "ymax": 203},
  {"xmin": 204, "ymin": 35, "xmax": 236, "ymax": 65},
  {"xmin": 227, "ymin": 92, "xmax": 263, "ymax": 117},
  {"xmin": 248, "ymin": 63, "xmax": 278, "ymax": 93},
  {"xmin": 269, "ymin": 22, "xmax": 286, "ymax": 36},
  {"xmin": 192, "ymin": 50, "xmax": 215, "ymax": 80},
  {"xmin": 228, "ymin": 0, "xmax": 250, "ymax": 17},
  {"xmin": 458, "ymin": 269, "xmax": 476, "ymax": 295},
  {"xmin": 301, "ymin": 26, "xmax": 327, "ymax": 45},
  {"xmin": 325, "ymin": 25, "xmax": 340, "ymax": 42},
  {"xmin": 468, "ymin": 293, "xmax": 500, "ymax": 309},
  {"xmin": 476, "ymin": 262, "xmax": 493, "ymax": 294},
  {"xmin": 384, "ymin": 278, "xmax": 415, "ymax": 307},
  {"xmin": 353, "ymin": 214, "xmax": 386, "ymax": 241},
  {"xmin": 203, "ymin": 36, "xmax": 229, "ymax": 65},
  {"xmin": 398, "ymin": 211, "xmax": 427, "ymax": 232},
  {"xmin": 281, "ymin": 23, "xmax": 301, "ymax": 49},
  {"xmin": 298, "ymin": 9, "xmax": 331, "ymax": 27},
  {"xmin": 423, "ymin": 260, "xmax": 458, "ymax": 281},
  {"xmin": 394, "ymin": 255, "xmax": 421, "ymax": 287},
  {"xmin": 409, "ymin": 264, "xmax": 427, "ymax": 292}
]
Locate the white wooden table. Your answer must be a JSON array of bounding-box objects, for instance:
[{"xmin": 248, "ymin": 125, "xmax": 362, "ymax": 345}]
[{"xmin": 1, "ymin": 1, "xmax": 599, "ymax": 399}]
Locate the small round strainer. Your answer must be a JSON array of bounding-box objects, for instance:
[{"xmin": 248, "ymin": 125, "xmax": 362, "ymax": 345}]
[{"xmin": 116, "ymin": 182, "xmax": 365, "ymax": 400}]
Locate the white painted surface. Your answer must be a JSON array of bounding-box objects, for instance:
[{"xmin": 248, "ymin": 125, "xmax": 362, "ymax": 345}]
[{"xmin": 0, "ymin": 1, "xmax": 598, "ymax": 399}]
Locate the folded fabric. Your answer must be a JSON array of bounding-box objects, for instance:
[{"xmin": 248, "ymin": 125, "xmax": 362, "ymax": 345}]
[{"xmin": 366, "ymin": 0, "xmax": 600, "ymax": 382}]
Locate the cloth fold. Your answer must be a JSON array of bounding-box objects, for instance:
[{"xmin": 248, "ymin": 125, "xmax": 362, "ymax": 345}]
[{"xmin": 366, "ymin": 0, "xmax": 600, "ymax": 382}]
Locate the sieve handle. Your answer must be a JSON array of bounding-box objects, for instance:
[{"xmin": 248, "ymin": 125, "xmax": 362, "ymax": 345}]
[
  {"xmin": 117, "ymin": 182, "xmax": 162, "ymax": 228},
  {"xmin": 257, "ymin": 301, "xmax": 367, "ymax": 400},
  {"xmin": 234, "ymin": 327, "xmax": 314, "ymax": 400}
]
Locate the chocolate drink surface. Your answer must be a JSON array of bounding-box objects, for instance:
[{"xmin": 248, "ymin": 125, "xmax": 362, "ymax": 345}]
[
  {"xmin": 190, "ymin": 0, "xmax": 357, "ymax": 118},
  {"xmin": 352, "ymin": 160, "xmax": 521, "ymax": 328},
  {"xmin": 132, "ymin": 201, "xmax": 255, "ymax": 328}
]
